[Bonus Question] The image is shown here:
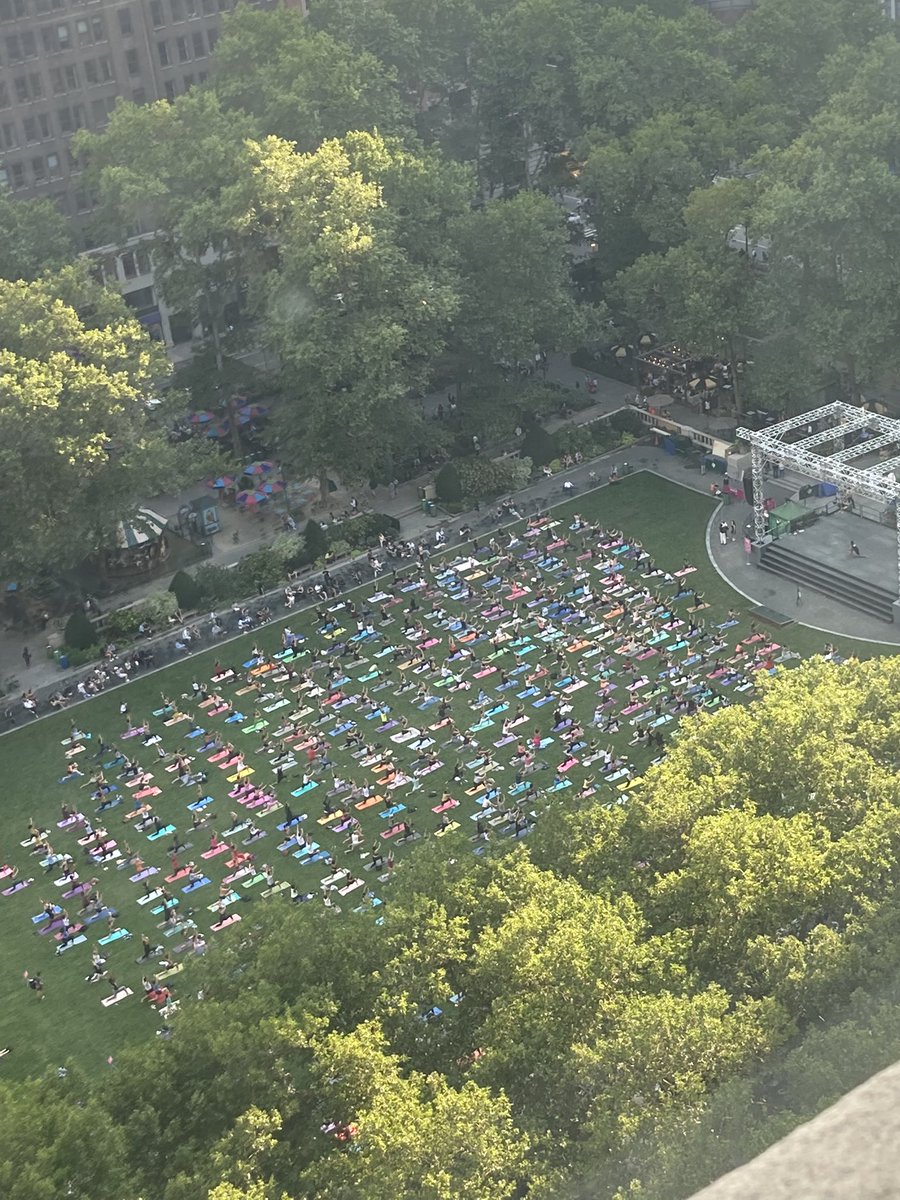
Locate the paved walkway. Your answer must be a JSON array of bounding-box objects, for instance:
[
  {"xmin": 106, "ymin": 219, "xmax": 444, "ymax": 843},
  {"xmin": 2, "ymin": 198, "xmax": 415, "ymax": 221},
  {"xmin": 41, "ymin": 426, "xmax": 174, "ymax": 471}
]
[
  {"xmin": 1, "ymin": 361, "xmax": 633, "ymax": 694},
  {"xmin": 6, "ymin": 357, "xmax": 895, "ymax": 705}
]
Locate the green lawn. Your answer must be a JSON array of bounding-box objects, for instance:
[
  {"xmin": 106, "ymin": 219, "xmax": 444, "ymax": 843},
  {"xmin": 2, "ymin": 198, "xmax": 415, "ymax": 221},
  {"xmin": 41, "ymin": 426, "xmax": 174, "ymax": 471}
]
[{"xmin": 0, "ymin": 474, "xmax": 893, "ymax": 1079}]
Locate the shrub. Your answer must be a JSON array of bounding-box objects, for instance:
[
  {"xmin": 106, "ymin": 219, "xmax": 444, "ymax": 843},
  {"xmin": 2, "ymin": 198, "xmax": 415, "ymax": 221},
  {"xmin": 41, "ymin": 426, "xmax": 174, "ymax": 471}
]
[
  {"xmin": 608, "ymin": 407, "xmax": 645, "ymax": 436},
  {"xmin": 193, "ymin": 564, "xmax": 243, "ymax": 607},
  {"xmin": 66, "ymin": 644, "xmax": 102, "ymax": 668},
  {"xmin": 269, "ymin": 531, "xmax": 304, "ymax": 570},
  {"xmin": 137, "ymin": 591, "xmax": 180, "ymax": 626},
  {"xmin": 104, "ymin": 606, "xmax": 142, "ymax": 641},
  {"xmin": 236, "ymin": 548, "xmax": 287, "ymax": 594},
  {"xmin": 335, "ymin": 512, "xmax": 401, "ymax": 550},
  {"xmin": 304, "ymin": 519, "xmax": 328, "ymax": 561},
  {"xmin": 169, "ymin": 569, "xmax": 202, "ymax": 611},
  {"xmin": 521, "ymin": 423, "xmax": 558, "ymax": 468},
  {"xmin": 324, "ymin": 539, "xmax": 351, "ymax": 562},
  {"xmin": 65, "ymin": 608, "xmax": 97, "ymax": 650},
  {"xmin": 458, "ymin": 455, "xmax": 532, "ymax": 499},
  {"xmin": 435, "ymin": 462, "xmax": 463, "ymax": 504}
]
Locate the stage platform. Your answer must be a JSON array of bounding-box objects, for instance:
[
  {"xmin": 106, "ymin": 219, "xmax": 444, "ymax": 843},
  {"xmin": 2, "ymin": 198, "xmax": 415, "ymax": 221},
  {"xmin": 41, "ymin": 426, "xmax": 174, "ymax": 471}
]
[
  {"xmin": 759, "ymin": 510, "xmax": 897, "ymax": 623},
  {"xmin": 708, "ymin": 505, "xmax": 900, "ymax": 646}
]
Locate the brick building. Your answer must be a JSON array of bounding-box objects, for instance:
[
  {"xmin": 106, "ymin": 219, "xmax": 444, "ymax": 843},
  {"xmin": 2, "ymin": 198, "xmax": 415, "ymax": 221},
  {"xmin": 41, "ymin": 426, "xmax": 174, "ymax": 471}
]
[{"xmin": 0, "ymin": 0, "xmax": 306, "ymax": 345}]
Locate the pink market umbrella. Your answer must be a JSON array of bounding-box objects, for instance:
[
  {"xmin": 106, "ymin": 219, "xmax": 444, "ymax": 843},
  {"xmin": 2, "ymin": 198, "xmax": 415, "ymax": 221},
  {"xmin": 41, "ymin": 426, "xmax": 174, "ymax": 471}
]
[
  {"xmin": 243, "ymin": 460, "xmax": 275, "ymax": 477},
  {"xmin": 189, "ymin": 410, "xmax": 216, "ymax": 425},
  {"xmin": 259, "ymin": 480, "xmax": 285, "ymax": 496},
  {"xmin": 235, "ymin": 489, "xmax": 268, "ymax": 507},
  {"xmin": 206, "ymin": 474, "xmax": 237, "ymax": 490}
]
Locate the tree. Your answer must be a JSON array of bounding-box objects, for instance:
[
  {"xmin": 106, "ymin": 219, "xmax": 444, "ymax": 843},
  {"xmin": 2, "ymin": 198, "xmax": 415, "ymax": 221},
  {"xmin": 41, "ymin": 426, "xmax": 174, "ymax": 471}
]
[
  {"xmin": 0, "ymin": 192, "xmax": 73, "ymax": 282},
  {"xmin": 210, "ymin": 6, "xmax": 410, "ymax": 150},
  {"xmin": 75, "ymin": 91, "xmax": 272, "ymax": 457},
  {"xmin": 724, "ymin": 0, "xmax": 888, "ymax": 135},
  {"xmin": 752, "ymin": 63, "xmax": 900, "ymax": 401},
  {"xmin": 0, "ymin": 267, "xmax": 207, "ymax": 579},
  {"xmin": 450, "ymin": 191, "xmax": 596, "ymax": 379},
  {"xmin": 297, "ymin": 1022, "xmax": 529, "ymax": 1200},
  {"xmin": 0, "ymin": 1074, "xmax": 129, "ymax": 1200},
  {"xmin": 257, "ymin": 132, "xmax": 467, "ymax": 492}
]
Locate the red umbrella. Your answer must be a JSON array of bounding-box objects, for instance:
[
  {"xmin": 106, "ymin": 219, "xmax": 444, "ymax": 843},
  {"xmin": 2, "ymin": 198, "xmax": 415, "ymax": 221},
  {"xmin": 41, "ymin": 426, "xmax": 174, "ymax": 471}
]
[
  {"xmin": 243, "ymin": 460, "xmax": 275, "ymax": 477},
  {"xmin": 235, "ymin": 489, "xmax": 268, "ymax": 507},
  {"xmin": 206, "ymin": 475, "xmax": 237, "ymax": 490},
  {"xmin": 259, "ymin": 480, "xmax": 285, "ymax": 495}
]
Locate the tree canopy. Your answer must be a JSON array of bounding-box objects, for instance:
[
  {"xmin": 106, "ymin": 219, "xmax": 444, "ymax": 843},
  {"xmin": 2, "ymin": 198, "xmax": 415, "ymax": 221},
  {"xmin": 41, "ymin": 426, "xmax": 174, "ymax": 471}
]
[{"xmin": 0, "ymin": 268, "xmax": 205, "ymax": 579}]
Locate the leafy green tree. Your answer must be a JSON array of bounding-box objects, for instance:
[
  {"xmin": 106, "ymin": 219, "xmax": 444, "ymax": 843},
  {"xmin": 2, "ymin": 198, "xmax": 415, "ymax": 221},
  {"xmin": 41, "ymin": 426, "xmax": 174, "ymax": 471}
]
[
  {"xmin": 450, "ymin": 191, "xmax": 595, "ymax": 378},
  {"xmin": 0, "ymin": 268, "xmax": 206, "ymax": 579},
  {"xmin": 0, "ymin": 1074, "xmax": 129, "ymax": 1200},
  {"xmin": 75, "ymin": 91, "xmax": 272, "ymax": 454},
  {"xmin": 0, "ymin": 191, "xmax": 73, "ymax": 282},
  {"xmin": 210, "ymin": 5, "xmax": 410, "ymax": 149},
  {"xmin": 297, "ymin": 1022, "xmax": 529, "ymax": 1200},
  {"xmin": 724, "ymin": 0, "xmax": 888, "ymax": 134},
  {"xmin": 257, "ymin": 132, "xmax": 467, "ymax": 491}
]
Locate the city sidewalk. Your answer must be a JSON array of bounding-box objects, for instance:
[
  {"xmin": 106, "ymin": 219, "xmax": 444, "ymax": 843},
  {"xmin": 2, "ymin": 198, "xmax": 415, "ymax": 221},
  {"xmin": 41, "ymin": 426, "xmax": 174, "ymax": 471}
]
[{"xmin": 1, "ymin": 360, "xmax": 634, "ymax": 696}]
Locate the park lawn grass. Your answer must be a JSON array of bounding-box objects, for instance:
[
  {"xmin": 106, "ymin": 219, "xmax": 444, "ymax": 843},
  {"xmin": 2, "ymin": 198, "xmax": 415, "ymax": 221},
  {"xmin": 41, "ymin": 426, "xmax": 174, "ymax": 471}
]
[{"xmin": 0, "ymin": 474, "xmax": 893, "ymax": 1079}]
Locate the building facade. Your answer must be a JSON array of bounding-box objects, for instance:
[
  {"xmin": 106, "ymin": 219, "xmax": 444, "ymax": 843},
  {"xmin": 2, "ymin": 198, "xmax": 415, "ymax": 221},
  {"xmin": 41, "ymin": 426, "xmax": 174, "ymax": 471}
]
[{"xmin": 0, "ymin": 0, "xmax": 305, "ymax": 346}]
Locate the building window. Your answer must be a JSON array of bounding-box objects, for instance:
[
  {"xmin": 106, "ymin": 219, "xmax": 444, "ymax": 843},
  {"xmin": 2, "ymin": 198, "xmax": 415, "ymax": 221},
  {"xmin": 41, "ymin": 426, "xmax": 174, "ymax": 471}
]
[
  {"xmin": 91, "ymin": 96, "xmax": 114, "ymax": 127},
  {"xmin": 91, "ymin": 15, "xmax": 106, "ymax": 42},
  {"xmin": 131, "ymin": 87, "xmax": 146, "ymax": 104},
  {"xmin": 30, "ymin": 73, "xmax": 45, "ymax": 100},
  {"xmin": 47, "ymin": 152, "xmax": 61, "ymax": 178},
  {"xmin": 22, "ymin": 112, "xmax": 51, "ymax": 142},
  {"xmin": 76, "ymin": 19, "xmax": 92, "ymax": 46},
  {"xmin": 150, "ymin": 0, "xmax": 164, "ymax": 27},
  {"xmin": 170, "ymin": 0, "xmax": 184, "ymax": 21},
  {"xmin": 202, "ymin": 0, "xmax": 215, "ymax": 13},
  {"xmin": 192, "ymin": 29, "xmax": 206, "ymax": 56},
  {"xmin": 157, "ymin": 40, "xmax": 171, "ymax": 66},
  {"xmin": 0, "ymin": 168, "xmax": 8, "ymax": 189},
  {"xmin": 0, "ymin": 82, "xmax": 8, "ymax": 108},
  {"xmin": 87, "ymin": 54, "xmax": 115, "ymax": 82},
  {"xmin": 126, "ymin": 47, "xmax": 139, "ymax": 76},
  {"xmin": 182, "ymin": 72, "xmax": 194, "ymax": 90},
  {"xmin": 117, "ymin": 7, "xmax": 133, "ymax": 35},
  {"xmin": 121, "ymin": 249, "xmax": 150, "ymax": 279},
  {"xmin": 14, "ymin": 76, "xmax": 29, "ymax": 104},
  {"xmin": 176, "ymin": 34, "xmax": 190, "ymax": 62},
  {"xmin": 164, "ymin": 78, "xmax": 177, "ymax": 101},
  {"xmin": 64, "ymin": 64, "xmax": 78, "ymax": 89},
  {"xmin": 0, "ymin": 0, "xmax": 27, "ymax": 19},
  {"xmin": 10, "ymin": 161, "xmax": 26, "ymax": 190},
  {"xmin": 0, "ymin": 121, "xmax": 18, "ymax": 149},
  {"xmin": 32, "ymin": 156, "xmax": 48, "ymax": 183}
]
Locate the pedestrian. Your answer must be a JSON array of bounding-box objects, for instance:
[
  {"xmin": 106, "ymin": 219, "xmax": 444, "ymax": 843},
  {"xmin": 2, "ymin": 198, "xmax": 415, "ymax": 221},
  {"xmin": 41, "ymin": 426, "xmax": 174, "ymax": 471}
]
[
  {"xmin": 718, "ymin": 520, "xmax": 729, "ymax": 547},
  {"xmin": 27, "ymin": 972, "xmax": 45, "ymax": 1000},
  {"xmin": 849, "ymin": 540, "xmax": 862, "ymax": 557},
  {"xmin": 796, "ymin": 586, "xmax": 802, "ymax": 607},
  {"xmin": 729, "ymin": 521, "xmax": 736, "ymax": 542},
  {"xmin": 22, "ymin": 646, "xmax": 31, "ymax": 668}
]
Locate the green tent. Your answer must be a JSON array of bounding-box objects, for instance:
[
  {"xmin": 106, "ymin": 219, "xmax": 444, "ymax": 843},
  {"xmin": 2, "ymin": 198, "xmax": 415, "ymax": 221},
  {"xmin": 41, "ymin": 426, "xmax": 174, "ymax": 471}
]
[{"xmin": 767, "ymin": 501, "xmax": 817, "ymax": 538}]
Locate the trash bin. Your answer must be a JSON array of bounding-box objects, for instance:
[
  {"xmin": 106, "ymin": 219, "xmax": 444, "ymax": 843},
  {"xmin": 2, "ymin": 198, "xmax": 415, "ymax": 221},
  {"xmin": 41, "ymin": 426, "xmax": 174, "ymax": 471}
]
[{"xmin": 58, "ymin": 653, "xmax": 69, "ymax": 670}]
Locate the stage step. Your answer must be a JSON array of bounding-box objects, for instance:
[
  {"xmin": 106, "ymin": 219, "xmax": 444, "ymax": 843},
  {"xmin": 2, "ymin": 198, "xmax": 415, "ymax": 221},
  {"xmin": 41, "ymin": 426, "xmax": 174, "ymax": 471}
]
[{"xmin": 759, "ymin": 542, "xmax": 895, "ymax": 623}]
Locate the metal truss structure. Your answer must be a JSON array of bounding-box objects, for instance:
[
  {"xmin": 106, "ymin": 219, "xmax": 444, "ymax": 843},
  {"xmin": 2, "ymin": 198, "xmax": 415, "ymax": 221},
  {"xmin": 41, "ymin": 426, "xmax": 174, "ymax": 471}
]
[{"xmin": 737, "ymin": 402, "xmax": 900, "ymax": 596}]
